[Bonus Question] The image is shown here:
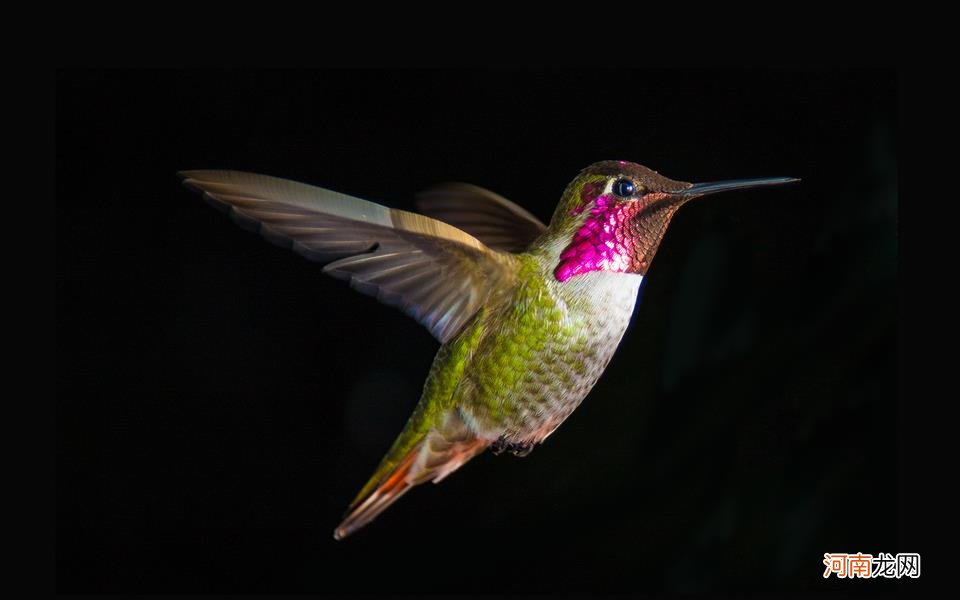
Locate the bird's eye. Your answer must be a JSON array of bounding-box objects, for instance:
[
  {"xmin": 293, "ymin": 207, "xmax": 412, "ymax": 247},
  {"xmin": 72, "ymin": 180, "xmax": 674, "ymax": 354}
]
[{"xmin": 612, "ymin": 178, "xmax": 636, "ymax": 198}]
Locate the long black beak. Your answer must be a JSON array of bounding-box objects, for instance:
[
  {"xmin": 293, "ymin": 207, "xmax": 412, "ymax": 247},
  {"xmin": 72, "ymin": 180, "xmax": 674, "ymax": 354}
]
[{"xmin": 677, "ymin": 177, "xmax": 800, "ymax": 198}]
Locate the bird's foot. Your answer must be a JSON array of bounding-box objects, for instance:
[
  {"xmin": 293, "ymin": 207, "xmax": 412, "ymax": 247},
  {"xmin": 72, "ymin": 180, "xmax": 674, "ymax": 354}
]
[{"xmin": 491, "ymin": 437, "xmax": 535, "ymax": 457}]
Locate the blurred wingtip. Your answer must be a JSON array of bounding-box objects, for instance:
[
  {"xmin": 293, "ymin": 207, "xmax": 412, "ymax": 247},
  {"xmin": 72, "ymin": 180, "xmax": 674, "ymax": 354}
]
[
  {"xmin": 178, "ymin": 169, "xmax": 222, "ymax": 186},
  {"xmin": 178, "ymin": 170, "xmax": 203, "ymax": 191}
]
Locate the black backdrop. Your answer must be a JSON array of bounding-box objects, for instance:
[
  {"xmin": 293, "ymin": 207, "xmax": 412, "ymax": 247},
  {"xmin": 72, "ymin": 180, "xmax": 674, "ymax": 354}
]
[{"xmin": 56, "ymin": 69, "xmax": 898, "ymax": 594}]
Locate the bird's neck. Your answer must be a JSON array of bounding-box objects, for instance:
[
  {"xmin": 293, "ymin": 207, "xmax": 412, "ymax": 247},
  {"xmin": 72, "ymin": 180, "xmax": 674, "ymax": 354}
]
[
  {"xmin": 524, "ymin": 234, "xmax": 644, "ymax": 317},
  {"xmin": 534, "ymin": 176, "xmax": 679, "ymax": 284}
]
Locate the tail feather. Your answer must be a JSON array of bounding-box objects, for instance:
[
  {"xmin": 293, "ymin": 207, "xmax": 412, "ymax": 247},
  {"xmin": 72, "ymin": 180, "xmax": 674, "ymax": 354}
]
[
  {"xmin": 334, "ymin": 413, "xmax": 489, "ymax": 540},
  {"xmin": 333, "ymin": 444, "xmax": 421, "ymax": 541}
]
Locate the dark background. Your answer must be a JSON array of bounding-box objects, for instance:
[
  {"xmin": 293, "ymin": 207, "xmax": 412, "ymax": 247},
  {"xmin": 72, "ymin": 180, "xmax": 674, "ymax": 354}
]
[{"xmin": 56, "ymin": 70, "xmax": 898, "ymax": 594}]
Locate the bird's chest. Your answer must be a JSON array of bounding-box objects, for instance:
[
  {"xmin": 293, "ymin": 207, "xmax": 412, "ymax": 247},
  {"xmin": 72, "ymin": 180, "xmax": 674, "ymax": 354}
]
[
  {"xmin": 548, "ymin": 271, "xmax": 643, "ymax": 403},
  {"xmin": 462, "ymin": 271, "xmax": 642, "ymax": 441}
]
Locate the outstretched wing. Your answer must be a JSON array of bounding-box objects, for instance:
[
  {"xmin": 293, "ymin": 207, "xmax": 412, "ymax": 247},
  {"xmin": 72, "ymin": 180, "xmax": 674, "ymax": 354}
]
[
  {"xmin": 416, "ymin": 183, "xmax": 547, "ymax": 253},
  {"xmin": 180, "ymin": 170, "xmax": 517, "ymax": 343}
]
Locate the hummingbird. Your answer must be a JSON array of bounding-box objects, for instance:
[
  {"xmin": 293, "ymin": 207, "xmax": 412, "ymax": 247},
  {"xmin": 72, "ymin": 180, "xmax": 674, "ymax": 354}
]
[{"xmin": 179, "ymin": 161, "xmax": 797, "ymax": 540}]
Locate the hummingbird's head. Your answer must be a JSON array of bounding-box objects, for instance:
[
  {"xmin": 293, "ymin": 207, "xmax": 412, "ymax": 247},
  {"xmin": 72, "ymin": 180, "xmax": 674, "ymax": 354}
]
[{"xmin": 548, "ymin": 160, "xmax": 797, "ymax": 283}]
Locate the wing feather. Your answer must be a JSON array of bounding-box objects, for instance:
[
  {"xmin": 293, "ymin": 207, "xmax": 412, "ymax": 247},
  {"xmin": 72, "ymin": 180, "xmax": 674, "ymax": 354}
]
[
  {"xmin": 415, "ymin": 182, "xmax": 547, "ymax": 253},
  {"xmin": 181, "ymin": 170, "xmax": 516, "ymax": 343}
]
